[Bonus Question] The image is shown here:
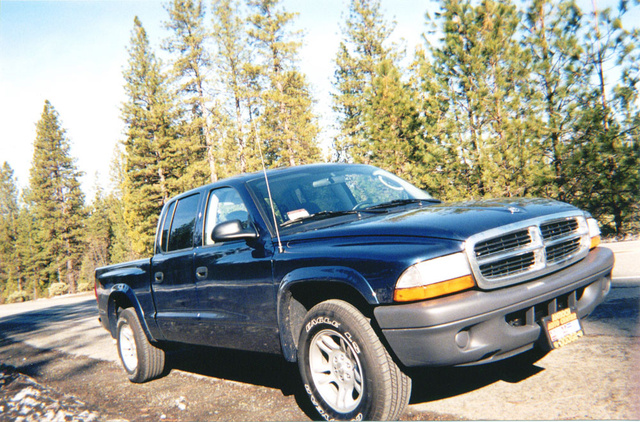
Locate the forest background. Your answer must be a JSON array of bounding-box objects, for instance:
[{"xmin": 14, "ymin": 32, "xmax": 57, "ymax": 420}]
[{"xmin": 0, "ymin": 0, "xmax": 638, "ymax": 303}]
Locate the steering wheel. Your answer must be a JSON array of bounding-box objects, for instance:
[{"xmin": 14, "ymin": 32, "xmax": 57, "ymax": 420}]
[{"xmin": 352, "ymin": 200, "xmax": 374, "ymax": 210}]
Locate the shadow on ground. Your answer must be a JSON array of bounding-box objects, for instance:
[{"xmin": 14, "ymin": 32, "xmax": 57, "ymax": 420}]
[
  {"xmin": 0, "ymin": 298, "xmax": 98, "ymax": 335},
  {"xmin": 408, "ymin": 349, "xmax": 547, "ymax": 405}
]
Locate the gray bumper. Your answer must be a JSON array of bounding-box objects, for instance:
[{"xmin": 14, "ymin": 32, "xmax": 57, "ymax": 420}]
[{"xmin": 374, "ymin": 247, "xmax": 614, "ymax": 367}]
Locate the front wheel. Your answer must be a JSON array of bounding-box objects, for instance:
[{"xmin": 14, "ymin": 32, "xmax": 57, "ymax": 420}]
[
  {"xmin": 298, "ymin": 300, "xmax": 411, "ymax": 421},
  {"xmin": 116, "ymin": 308, "xmax": 166, "ymax": 383}
]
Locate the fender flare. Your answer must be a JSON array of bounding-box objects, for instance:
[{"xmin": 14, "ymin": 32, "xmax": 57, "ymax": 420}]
[
  {"xmin": 276, "ymin": 266, "xmax": 379, "ymax": 362},
  {"xmin": 107, "ymin": 284, "xmax": 156, "ymax": 344}
]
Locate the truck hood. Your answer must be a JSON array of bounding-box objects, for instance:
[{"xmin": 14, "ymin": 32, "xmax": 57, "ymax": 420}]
[{"xmin": 283, "ymin": 198, "xmax": 582, "ymax": 244}]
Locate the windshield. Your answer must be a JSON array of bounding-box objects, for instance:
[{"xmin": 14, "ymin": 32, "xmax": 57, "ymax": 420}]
[{"xmin": 246, "ymin": 165, "xmax": 434, "ymax": 228}]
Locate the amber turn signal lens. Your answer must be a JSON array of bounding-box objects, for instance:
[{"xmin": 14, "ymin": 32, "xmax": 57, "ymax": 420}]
[
  {"xmin": 394, "ymin": 275, "xmax": 475, "ymax": 302},
  {"xmin": 587, "ymin": 218, "xmax": 601, "ymax": 250}
]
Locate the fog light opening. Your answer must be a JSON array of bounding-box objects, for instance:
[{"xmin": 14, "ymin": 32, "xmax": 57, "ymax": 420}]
[
  {"xmin": 455, "ymin": 330, "xmax": 470, "ymax": 349},
  {"xmin": 602, "ymin": 275, "xmax": 612, "ymax": 297}
]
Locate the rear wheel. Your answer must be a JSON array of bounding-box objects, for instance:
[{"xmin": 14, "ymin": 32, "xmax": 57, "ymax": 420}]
[
  {"xmin": 116, "ymin": 308, "xmax": 165, "ymax": 383},
  {"xmin": 298, "ymin": 300, "xmax": 411, "ymax": 421}
]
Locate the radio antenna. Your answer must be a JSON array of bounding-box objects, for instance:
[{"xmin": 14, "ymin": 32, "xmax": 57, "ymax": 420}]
[{"xmin": 254, "ymin": 129, "xmax": 283, "ymax": 253}]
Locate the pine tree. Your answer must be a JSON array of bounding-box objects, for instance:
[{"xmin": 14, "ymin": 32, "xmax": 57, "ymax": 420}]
[
  {"xmin": 0, "ymin": 162, "xmax": 21, "ymax": 301},
  {"xmin": 566, "ymin": 101, "xmax": 639, "ymax": 236},
  {"xmin": 78, "ymin": 186, "xmax": 111, "ymax": 290},
  {"xmin": 211, "ymin": 0, "xmax": 262, "ymax": 174},
  {"xmin": 13, "ymin": 202, "xmax": 40, "ymax": 301},
  {"xmin": 247, "ymin": 0, "xmax": 321, "ymax": 167},
  {"xmin": 333, "ymin": 0, "xmax": 396, "ymax": 162},
  {"xmin": 426, "ymin": 0, "xmax": 536, "ymax": 198},
  {"xmin": 408, "ymin": 43, "xmax": 469, "ymax": 200},
  {"xmin": 27, "ymin": 100, "xmax": 85, "ymax": 294},
  {"xmin": 580, "ymin": 0, "xmax": 638, "ymax": 125},
  {"xmin": 565, "ymin": 0, "xmax": 640, "ymax": 235},
  {"xmin": 163, "ymin": 0, "xmax": 213, "ymax": 186},
  {"xmin": 107, "ymin": 148, "xmax": 137, "ymax": 263},
  {"xmin": 362, "ymin": 59, "xmax": 424, "ymax": 184},
  {"xmin": 524, "ymin": 0, "xmax": 585, "ymax": 200},
  {"xmin": 121, "ymin": 17, "xmax": 183, "ymax": 256}
]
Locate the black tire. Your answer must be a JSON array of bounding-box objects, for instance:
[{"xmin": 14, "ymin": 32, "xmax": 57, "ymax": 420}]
[
  {"xmin": 116, "ymin": 308, "xmax": 166, "ymax": 383},
  {"xmin": 298, "ymin": 300, "xmax": 411, "ymax": 421}
]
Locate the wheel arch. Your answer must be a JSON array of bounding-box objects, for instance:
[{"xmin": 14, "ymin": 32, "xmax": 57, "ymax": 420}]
[
  {"xmin": 107, "ymin": 284, "xmax": 154, "ymax": 343},
  {"xmin": 277, "ymin": 266, "xmax": 379, "ymax": 362}
]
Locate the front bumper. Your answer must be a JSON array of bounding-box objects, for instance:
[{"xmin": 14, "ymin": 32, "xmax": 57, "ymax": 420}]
[{"xmin": 374, "ymin": 247, "xmax": 614, "ymax": 367}]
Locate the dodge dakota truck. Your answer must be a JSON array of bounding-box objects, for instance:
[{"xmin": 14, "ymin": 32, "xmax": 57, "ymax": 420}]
[{"xmin": 95, "ymin": 163, "xmax": 614, "ymax": 421}]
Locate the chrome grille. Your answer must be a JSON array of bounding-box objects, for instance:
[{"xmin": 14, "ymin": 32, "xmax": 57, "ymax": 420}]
[
  {"xmin": 466, "ymin": 213, "xmax": 590, "ymax": 289},
  {"xmin": 475, "ymin": 230, "xmax": 531, "ymax": 258},
  {"xmin": 546, "ymin": 238, "xmax": 581, "ymax": 263},
  {"xmin": 541, "ymin": 219, "xmax": 579, "ymax": 241},
  {"xmin": 479, "ymin": 252, "xmax": 535, "ymax": 278}
]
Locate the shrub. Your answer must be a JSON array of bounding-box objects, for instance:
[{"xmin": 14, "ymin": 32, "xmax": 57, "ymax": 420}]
[
  {"xmin": 48, "ymin": 282, "xmax": 69, "ymax": 297},
  {"xmin": 6, "ymin": 290, "xmax": 31, "ymax": 303},
  {"xmin": 77, "ymin": 280, "xmax": 94, "ymax": 292}
]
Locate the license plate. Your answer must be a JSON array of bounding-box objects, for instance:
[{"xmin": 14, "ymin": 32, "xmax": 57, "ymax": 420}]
[{"xmin": 542, "ymin": 308, "xmax": 584, "ymax": 349}]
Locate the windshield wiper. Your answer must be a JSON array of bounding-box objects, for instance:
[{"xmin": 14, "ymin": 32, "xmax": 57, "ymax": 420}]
[
  {"xmin": 280, "ymin": 209, "xmax": 386, "ymax": 228},
  {"xmin": 366, "ymin": 198, "xmax": 441, "ymax": 210}
]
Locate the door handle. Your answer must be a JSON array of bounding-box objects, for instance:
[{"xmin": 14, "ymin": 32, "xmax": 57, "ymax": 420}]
[
  {"xmin": 154, "ymin": 272, "xmax": 164, "ymax": 283},
  {"xmin": 196, "ymin": 266, "xmax": 208, "ymax": 280}
]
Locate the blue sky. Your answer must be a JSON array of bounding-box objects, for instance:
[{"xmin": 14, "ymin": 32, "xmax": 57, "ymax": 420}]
[{"xmin": 0, "ymin": 0, "xmax": 635, "ymax": 199}]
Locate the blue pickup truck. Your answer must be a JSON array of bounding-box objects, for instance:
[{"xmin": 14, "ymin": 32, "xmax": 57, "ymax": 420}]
[{"xmin": 96, "ymin": 163, "xmax": 613, "ymax": 421}]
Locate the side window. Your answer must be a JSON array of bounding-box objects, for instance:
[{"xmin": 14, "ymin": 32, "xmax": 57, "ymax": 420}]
[
  {"xmin": 204, "ymin": 187, "xmax": 249, "ymax": 246},
  {"xmin": 159, "ymin": 201, "xmax": 176, "ymax": 253},
  {"xmin": 167, "ymin": 194, "xmax": 201, "ymax": 252}
]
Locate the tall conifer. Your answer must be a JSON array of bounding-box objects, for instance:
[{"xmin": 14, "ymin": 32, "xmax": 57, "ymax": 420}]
[
  {"xmin": 107, "ymin": 149, "xmax": 137, "ymax": 263},
  {"xmin": 426, "ymin": 0, "xmax": 535, "ymax": 198},
  {"xmin": 163, "ymin": 0, "xmax": 213, "ymax": 186},
  {"xmin": 524, "ymin": 0, "xmax": 585, "ymax": 200},
  {"xmin": 0, "ymin": 163, "xmax": 21, "ymax": 301},
  {"xmin": 14, "ymin": 202, "xmax": 40, "ymax": 301},
  {"xmin": 362, "ymin": 60, "xmax": 424, "ymax": 183},
  {"xmin": 78, "ymin": 187, "xmax": 111, "ymax": 289},
  {"xmin": 566, "ymin": 1, "xmax": 640, "ymax": 235},
  {"xmin": 333, "ymin": 0, "xmax": 395, "ymax": 162},
  {"xmin": 406, "ymin": 48, "xmax": 454, "ymax": 198},
  {"xmin": 121, "ymin": 17, "xmax": 183, "ymax": 256},
  {"xmin": 212, "ymin": 0, "xmax": 262, "ymax": 174},
  {"xmin": 28, "ymin": 101, "xmax": 85, "ymax": 294},
  {"xmin": 247, "ymin": 0, "xmax": 321, "ymax": 167}
]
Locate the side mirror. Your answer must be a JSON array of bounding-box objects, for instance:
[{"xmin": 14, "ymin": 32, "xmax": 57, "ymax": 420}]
[{"xmin": 211, "ymin": 220, "xmax": 258, "ymax": 242}]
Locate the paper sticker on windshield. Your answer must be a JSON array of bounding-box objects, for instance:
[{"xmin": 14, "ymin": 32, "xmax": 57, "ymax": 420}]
[{"xmin": 287, "ymin": 209, "xmax": 310, "ymax": 222}]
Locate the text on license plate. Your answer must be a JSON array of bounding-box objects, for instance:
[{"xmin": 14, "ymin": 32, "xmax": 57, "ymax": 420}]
[{"xmin": 543, "ymin": 308, "xmax": 584, "ymax": 349}]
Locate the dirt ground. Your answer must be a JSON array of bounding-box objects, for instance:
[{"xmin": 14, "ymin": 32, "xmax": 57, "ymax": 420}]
[{"xmin": 0, "ymin": 335, "xmax": 457, "ymax": 422}]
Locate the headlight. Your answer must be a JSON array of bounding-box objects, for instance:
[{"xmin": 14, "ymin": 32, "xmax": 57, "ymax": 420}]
[
  {"xmin": 394, "ymin": 252, "xmax": 476, "ymax": 302},
  {"xmin": 587, "ymin": 217, "xmax": 601, "ymax": 249}
]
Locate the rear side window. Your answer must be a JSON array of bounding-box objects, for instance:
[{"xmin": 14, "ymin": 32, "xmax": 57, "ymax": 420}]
[
  {"xmin": 166, "ymin": 194, "xmax": 200, "ymax": 252},
  {"xmin": 159, "ymin": 201, "xmax": 176, "ymax": 253}
]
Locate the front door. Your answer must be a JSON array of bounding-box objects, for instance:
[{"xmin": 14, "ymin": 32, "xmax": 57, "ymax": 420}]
[{"xmin": 193, "ymin": 187, "xmax": 279, "ymax": 353}]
